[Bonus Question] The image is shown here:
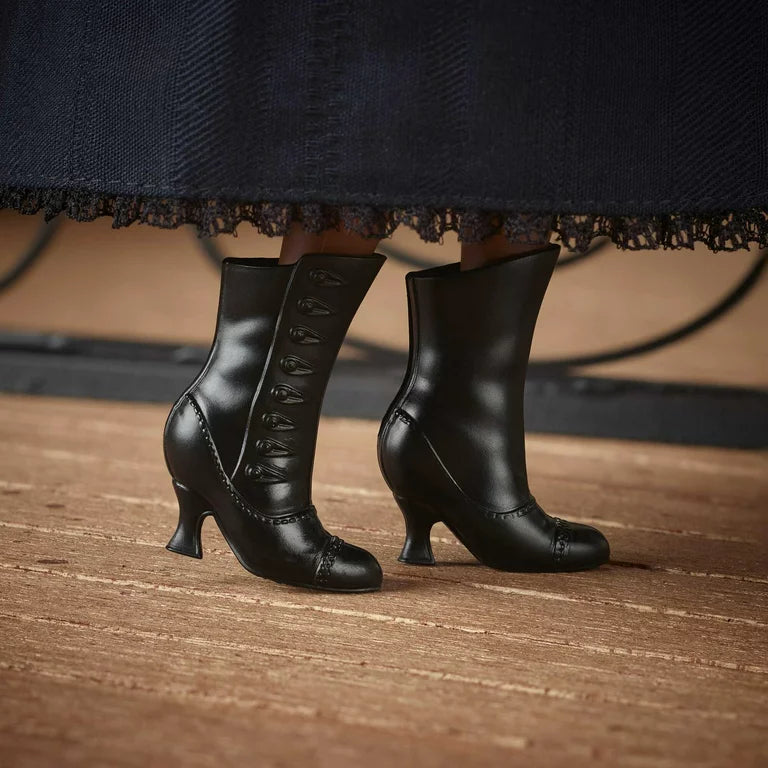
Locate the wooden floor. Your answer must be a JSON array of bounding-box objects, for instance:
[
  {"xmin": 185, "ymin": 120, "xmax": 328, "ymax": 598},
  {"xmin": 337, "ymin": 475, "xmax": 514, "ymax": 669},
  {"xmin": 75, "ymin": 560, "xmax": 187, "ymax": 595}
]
[{"xmin": 1, "ymin": 394, "xmax": 766, "ymax": 767}]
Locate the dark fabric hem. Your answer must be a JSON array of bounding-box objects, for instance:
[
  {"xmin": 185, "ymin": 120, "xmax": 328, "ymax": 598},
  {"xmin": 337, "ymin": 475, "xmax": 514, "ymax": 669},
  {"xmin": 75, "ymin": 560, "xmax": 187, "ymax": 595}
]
[{"xmin": 1, "ymin": 186, "xmax": 766, "ymax": 253}]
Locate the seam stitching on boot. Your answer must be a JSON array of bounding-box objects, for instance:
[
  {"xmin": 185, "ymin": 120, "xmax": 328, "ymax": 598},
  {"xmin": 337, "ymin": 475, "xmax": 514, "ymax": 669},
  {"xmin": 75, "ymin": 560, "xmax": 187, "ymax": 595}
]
[
  {"xmin": 315, "ymin": 535, "xmax": 342, "ymax": 586},
  {"xmin": 553, "ymin": 518, "xmax": 573, "ymax": 563},
  {"xmin": 186, "ymin": 394, "xmax": 315, "ymax": 526},
  {"xmin": 393, "ymin": 408, "xmax": 537, "ymax": 519}
]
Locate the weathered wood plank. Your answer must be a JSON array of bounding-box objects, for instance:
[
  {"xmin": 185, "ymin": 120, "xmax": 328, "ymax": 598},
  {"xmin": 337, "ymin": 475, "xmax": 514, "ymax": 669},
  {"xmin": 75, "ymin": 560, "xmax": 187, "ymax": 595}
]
[
  {"xmin": 1, "ymin": 584, "xmax": 765, "ymax": 768},
  {"xmin": 2, "ymin": 528, "xmax": 767, "ymax": 685},
  {"xmin": 0, "ymin": 395, "xmax": 766, "ymax": 767},
  {"xmin": 1, "ymin": 672, "xmax": 514, "ymax": 768},
  {"xmin": 1, "ymin": 487, "xmax": 766, "ymax": 623}
]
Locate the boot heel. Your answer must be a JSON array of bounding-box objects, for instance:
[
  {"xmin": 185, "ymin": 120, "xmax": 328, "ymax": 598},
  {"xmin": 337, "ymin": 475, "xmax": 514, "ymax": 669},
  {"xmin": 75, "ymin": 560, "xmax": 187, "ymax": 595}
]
[
  {"xmin": 395, "ymin": 495, "xmax": 438, "ymax": 565},
  {"xmin": 166, "ymin": 480, "xmax": 211, "ymax": 559}
]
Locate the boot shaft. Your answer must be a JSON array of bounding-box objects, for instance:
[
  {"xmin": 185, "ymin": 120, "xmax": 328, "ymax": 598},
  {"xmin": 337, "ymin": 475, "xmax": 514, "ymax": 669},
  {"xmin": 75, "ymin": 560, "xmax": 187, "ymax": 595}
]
[
  {"xmin": 380, "ymin": 245, "xmax": 559, "ymax": 511},
  {"xmin": 169, "ymin": 252, "xmax": 385, "ymax": 515},
  {"xmin": 403, "ymin": 244, "xmax": 559, "ymax": 412},
  {"xmin": 192, "ymin": 258, "xmax": 293, "ymax": 474},
  {"xmin": 230, "ymin": 252, "xmax": 385, "ymax": 513}
]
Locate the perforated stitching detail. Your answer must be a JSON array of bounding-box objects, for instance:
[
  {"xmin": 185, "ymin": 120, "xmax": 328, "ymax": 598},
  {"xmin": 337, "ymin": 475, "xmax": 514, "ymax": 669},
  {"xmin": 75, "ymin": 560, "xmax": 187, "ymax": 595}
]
[
  {"xmin": 553, "ymin": 518, "xmax": 573, "ymax": 563},
  {"xmin": 315, "ymin": 535, "xmax": 343, "ymax": 586},
  {"xmin": 481, "ymin": 499, "xmax": 539, "ymax": 520},
  {"xmin": 186, "ymin": 394, "xmax": 314, "ymax": 526}
]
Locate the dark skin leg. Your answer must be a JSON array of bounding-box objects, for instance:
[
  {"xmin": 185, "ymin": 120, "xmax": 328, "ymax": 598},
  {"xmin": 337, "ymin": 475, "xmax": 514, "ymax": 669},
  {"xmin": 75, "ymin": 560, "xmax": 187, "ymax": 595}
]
[
  {"xmin": 459, "ymin": 232, "xmax": 551, "ymax": 271},
  {"xmin": 279, "ymin": 222, "xmax": 382, "ymax": 264},
  {"xmin": 278, "ymin": 223, "xmax": 550, "ymax": 270}
]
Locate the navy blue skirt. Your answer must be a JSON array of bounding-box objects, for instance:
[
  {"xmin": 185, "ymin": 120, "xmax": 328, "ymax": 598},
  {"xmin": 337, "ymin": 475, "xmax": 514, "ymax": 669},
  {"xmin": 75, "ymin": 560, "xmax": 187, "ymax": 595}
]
[{"xmin": 1, "ymin": 1, "xmax": 766, "ymax": 251}]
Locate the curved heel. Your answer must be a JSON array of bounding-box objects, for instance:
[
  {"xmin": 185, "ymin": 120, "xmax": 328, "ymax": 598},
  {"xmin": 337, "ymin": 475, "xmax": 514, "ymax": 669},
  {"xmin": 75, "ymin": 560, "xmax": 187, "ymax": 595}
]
[
  {"xmin": 395, "ymin": 495, "xmax": 438, "ymax": 565},
  {"xmin": 166, "ymin": 480, "xmax": 211, "ymax": 559}
]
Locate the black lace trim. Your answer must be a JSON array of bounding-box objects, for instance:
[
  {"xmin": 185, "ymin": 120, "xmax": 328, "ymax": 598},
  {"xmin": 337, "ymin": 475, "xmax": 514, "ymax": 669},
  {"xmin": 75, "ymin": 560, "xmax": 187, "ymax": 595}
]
[{"xmin": 1, "ymin": 186, "xmax": 766, "ymax": 252}]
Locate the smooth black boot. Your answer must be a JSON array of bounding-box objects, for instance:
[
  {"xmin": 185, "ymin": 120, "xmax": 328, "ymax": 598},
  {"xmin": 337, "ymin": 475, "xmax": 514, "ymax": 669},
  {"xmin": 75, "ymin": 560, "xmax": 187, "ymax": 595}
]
[
  {"xmin": 378, "ymin": 244, "xmax": 609, "ymax": 572},
  {"xmin": 164, "ymin": 253, "xmax": 386, "ymax": 591}
]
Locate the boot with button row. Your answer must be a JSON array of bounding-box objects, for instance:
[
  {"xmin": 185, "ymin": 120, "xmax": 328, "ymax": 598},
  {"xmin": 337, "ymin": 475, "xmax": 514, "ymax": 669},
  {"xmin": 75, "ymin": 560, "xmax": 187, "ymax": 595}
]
[{"xmin": 163, "ymin": 253, "xmax": 386, "ymax": 592}]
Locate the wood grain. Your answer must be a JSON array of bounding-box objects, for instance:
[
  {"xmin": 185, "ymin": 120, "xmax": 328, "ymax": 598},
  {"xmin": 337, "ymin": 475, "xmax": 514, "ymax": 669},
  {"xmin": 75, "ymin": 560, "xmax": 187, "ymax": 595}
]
[{"xmin": 0, "ymin": 394, "xmax": 766, "ymax": 767}]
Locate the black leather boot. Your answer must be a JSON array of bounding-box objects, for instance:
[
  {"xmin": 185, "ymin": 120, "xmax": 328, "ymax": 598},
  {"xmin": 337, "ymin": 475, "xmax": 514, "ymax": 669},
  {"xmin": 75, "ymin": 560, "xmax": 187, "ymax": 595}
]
[
  {"xmin": 378, "ymin": 244, "xmax": 609, "ymax": 572},
  {"xmin": 164, "ymin": 253, "xmax": 386, "ymax": 591}
]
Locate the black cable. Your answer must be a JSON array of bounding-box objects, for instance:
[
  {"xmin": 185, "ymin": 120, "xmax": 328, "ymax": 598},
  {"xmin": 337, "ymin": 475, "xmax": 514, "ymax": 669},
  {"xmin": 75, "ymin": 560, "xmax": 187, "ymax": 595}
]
[
  {"xmin": 0, "ymin": 218, "xmax": 62, "ymax": 293},
  {"xmin": 535, "ymin": 249, "xmax": 768, "ymax": 370}
]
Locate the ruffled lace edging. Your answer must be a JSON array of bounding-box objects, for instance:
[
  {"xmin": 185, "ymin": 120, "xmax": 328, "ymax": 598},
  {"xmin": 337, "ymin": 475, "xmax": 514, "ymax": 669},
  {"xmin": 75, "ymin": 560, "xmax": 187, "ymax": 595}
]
[{"xmin": 1, "ymin": 186, "xmax": 767, "ymax": 252}]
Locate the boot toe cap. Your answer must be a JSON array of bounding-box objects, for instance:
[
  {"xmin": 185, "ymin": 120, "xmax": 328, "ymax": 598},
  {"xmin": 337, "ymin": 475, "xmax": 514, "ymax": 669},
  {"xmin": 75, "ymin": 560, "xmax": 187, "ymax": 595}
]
[
  {"xmin": 560, "ymin": 522, "xmax": 610, "ymax": 571},
  {"xmin": 317, "ymin": 540, "xmax": 383, "ymax": 592}
]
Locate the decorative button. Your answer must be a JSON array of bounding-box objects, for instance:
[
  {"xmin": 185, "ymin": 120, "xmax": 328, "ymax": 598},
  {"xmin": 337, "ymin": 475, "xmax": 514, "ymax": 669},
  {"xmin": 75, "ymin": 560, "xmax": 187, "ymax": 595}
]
[
  {"xmin": 262, "ymin": 412, "xmax": 295, "ymax": 431},
  {"xmin": 255, "ymin": 438, "xmax": 292, "ymax": 457},
  {"xmin": 245, "ymin": 463, "xmax": 286, "ymax": 484},
  {"xmin": 289, "ymin": 325, "xmax": 324, "ymax": 345},
  {"xmin": 309, "ymin": 267, "xmax": 345, "ymax": 287},
  {"xmin": 280, "ymin": 355, "xmax": 313, "ymax": 375},
  {"xmin": 297, "ymin": 296, "xmax": 334, "ymax": 316},
  {"xmin": 271, "ymin": 384, "xmax": 304, "ymax": 404}
]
